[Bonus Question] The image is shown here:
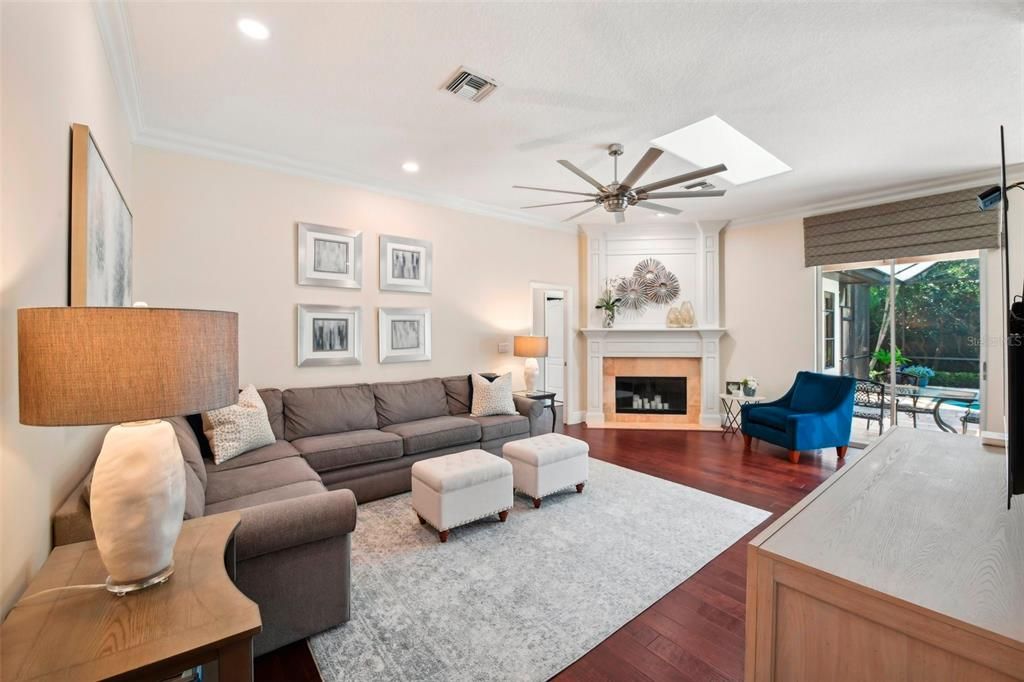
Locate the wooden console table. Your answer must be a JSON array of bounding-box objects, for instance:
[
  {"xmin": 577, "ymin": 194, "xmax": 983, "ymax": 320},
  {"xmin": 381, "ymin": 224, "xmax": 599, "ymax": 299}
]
[
  {"xmin": 1, "ymin": 512, "xmax": 261, "ymax": 681},
  {"xmin": 745, "ymin": 427, "xmax": 1024, "ymax": 680}
]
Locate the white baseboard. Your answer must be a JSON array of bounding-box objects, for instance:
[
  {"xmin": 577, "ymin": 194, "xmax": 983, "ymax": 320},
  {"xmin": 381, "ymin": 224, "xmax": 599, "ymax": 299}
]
[
  {"xmin": 567, "ymin": 410, "xmax": 586, "ymax": 425},
  {"xmin": 584, "ymin": 411, "xmax": 605, "ymax": 426},
  {"xmin": 982, "ymin": 431, "xmax": 1007, "ymax": 447}
]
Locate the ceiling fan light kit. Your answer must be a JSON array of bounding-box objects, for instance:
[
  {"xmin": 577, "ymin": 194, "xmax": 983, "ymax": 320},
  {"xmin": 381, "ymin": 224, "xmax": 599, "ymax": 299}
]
[{"xmin": 515, "ymin": 144, "xmax": 728, "ymax": 223}]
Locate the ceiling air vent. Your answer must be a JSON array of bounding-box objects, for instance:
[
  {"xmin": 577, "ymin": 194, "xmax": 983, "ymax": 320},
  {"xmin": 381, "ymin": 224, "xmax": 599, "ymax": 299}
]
[{"xmin": 442, "ymin": 67, "xmax": 498, "ymax": 103}]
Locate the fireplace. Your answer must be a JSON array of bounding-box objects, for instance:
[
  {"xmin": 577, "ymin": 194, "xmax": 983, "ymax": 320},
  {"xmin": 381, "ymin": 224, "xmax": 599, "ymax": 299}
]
[{"xmin": 615, "ymin": 376, "xmax": 687, "ymax": 415}]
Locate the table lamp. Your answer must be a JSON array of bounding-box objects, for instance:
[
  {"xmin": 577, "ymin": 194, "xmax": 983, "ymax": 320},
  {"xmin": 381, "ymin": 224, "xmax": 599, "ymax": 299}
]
[
  {"xmin": 18, "ymin": 306, "xmax": 237, "ymax": 594},
  {"xmin": 513, "ymin": 335, "xmax": 548, "ymax": 394}
]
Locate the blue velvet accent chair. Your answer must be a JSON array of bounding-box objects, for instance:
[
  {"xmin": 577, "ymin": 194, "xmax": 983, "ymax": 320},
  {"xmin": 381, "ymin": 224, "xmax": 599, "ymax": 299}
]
[{"xmin": 740, "ymin": 371, "xmax": 857, "ymax": 464}]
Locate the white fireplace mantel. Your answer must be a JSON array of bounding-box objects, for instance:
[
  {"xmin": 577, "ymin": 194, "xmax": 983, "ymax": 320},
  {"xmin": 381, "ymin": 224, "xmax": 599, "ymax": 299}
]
[{"xmin": 582, "ymin": 327, "xmax": 724, "ymax": 426}]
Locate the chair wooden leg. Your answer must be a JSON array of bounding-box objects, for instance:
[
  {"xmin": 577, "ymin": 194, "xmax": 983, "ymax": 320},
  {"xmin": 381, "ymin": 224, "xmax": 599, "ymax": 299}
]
[
  {"xmin": 837, "ymin": 445, "xmax": 848, "ymax": 459},
  {"xmin": 788, "ymin": 450, "xmax": 801, "ymax": 464},
  {"xmin": 742, "ymin": 433, "xmax": 753, "ymax": 451}
]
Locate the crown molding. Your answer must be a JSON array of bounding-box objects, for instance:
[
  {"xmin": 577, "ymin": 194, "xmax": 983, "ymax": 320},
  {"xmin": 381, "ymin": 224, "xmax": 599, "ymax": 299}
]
[
  {"xmin": 93, "ymin": 0, "xmax": 144, "ymax": 134},
  {"xmin": 727, "ymin": 163, "xmax": 1024, "ymax": 230}
]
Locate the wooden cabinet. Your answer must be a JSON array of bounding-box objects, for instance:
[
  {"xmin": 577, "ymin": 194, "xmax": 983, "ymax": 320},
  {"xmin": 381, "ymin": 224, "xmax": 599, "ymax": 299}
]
[{"xmin": 745, "ymin": 428, "xmax": 1024, "ymax": 681}]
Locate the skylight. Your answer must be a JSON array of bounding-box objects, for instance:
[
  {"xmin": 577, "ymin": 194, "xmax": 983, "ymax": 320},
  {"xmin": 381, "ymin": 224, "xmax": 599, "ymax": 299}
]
[{"xmin": 651, "ymin": 115, "xmax": 791, "ymax": 185}]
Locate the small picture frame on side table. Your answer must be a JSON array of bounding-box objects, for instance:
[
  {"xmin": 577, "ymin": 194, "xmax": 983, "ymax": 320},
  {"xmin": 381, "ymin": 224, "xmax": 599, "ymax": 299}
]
[{"xmin": 726, "ymin": 381, "xmax": 742, "ymax": 396}]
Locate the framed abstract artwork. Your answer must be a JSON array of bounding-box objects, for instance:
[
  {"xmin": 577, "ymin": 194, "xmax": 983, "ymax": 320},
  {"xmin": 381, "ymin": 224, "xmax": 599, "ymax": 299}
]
[
  {"xmin": 379, "ymin": 234, "xmax": 432, "ymax": 294},
  {"xmin": 297, "ymin": 304, "xmax": 362, "ymax": 366},
  {"xmin": 378, "ymin": 307, "xmax": 432, "ymax": 363},
  {"xmin": 69, "ymin": 123, "xmax": 132, "ymax": 306},
  {"xmin": 297, "ymin": 222, "xmax": 362, "ymax": 289}
]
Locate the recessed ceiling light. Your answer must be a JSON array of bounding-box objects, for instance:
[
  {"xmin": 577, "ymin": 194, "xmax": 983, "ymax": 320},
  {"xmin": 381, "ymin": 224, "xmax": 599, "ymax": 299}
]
[
  {"xmin": 652, "ymin": 115, "xmax": 791, "ymax": 185},
  {"xmin": 401, "ymin": 161, "xmax": 420, "ymax": 173},
  {"xmin": 656, "ymin": 213, "xmax": 665, "ymax": 217},
  {"xmin": 237, "ymin": 18, "xmax": 270, "ymax": 40}
]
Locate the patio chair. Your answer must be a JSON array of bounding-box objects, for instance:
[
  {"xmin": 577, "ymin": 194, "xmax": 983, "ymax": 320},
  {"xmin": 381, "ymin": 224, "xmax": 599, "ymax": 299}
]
[
  {"xmin": 961, "ymin": 402, "xmax": 981, "ymax": 434},
  {"xmin": 741, "ymin": 371, "xmax": 856, "ymax": 464},
  {"xmin": 892, "ymin": 371, "xmax": 934, "ymax": 428},
  {"xmin": 853, "ymin": 379, "xmax": 887, "ymax": 435}
]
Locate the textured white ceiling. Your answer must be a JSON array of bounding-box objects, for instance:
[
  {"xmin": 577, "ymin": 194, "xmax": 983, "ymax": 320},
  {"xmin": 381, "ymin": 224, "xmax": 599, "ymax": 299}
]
[{"xmin": 117, "ymin": 1, "xmax": 1023, "ymax": 226}]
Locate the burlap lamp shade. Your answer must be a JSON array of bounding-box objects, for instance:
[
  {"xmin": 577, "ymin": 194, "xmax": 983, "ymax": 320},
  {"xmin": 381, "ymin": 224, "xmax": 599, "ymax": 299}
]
[
  {"xmin": 17, "ymin": 306, "xmax": 238, "ymax": 594},
  {"xmin": 513, "ymin": 335, "xmax": 548, "ymax": 393}
]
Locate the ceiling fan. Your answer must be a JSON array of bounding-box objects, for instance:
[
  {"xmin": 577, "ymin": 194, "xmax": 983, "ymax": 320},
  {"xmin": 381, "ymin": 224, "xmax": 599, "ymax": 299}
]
[{"xmin": 515, "ymin": 144, "xmax": 727, "ymax": 223}]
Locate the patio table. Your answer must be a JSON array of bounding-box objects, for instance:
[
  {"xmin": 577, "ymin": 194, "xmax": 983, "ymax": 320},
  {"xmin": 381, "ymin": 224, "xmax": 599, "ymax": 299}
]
[{"xmin": 895, "ymin": 385, "xmax": 979, "ymax": 433}]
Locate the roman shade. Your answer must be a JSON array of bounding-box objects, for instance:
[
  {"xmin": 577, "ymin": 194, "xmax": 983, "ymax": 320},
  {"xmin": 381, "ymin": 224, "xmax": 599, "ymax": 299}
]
[{"xmin": 803, "ymin": 187, "xmax": 999, "ymax": 267}]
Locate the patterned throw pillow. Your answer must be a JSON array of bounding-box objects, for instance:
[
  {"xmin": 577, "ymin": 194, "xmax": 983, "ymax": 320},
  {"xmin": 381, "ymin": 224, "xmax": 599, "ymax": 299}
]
[
  {"xmin": 202, "ymin": 384, "xmax": 276, "ymax": 465},
  {"xmin": 471, "ymin": 372, "xmax": 517, "ymax": 417}
]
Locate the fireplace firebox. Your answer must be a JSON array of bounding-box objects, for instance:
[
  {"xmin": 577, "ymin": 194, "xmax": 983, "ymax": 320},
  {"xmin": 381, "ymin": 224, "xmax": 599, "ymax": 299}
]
[{"xmin": 615, "ymin": 376, "xmax": 687, "ymax": 415}]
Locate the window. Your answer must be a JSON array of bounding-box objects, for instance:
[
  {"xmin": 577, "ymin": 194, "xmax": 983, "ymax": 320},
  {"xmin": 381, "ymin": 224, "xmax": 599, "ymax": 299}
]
[{"xmin": 823, "ymin": 291, "xmax": 836, "ymax": 370}]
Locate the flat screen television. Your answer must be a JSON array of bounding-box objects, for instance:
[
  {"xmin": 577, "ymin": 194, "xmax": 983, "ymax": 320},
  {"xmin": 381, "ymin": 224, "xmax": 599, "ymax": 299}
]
[{"xmin": 998, "ymin": 125, "xmax": 1024, "ymax": 508}]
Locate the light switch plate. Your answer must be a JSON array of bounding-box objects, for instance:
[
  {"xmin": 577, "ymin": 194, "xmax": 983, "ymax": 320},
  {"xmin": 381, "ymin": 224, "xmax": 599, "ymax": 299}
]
[{"xmin": 497, "ymin": 342, "xmax": 511, "ymax": 354}]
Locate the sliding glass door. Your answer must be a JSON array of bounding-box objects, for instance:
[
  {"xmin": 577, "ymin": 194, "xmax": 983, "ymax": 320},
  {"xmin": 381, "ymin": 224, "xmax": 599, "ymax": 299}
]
[{"xmin": 819, "ymin": 252, "xmax": 982, "ymax": 444}]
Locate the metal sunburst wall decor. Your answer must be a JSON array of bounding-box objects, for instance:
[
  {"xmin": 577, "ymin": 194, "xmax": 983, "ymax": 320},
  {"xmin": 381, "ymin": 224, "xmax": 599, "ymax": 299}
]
[
  {"xmin": 614, "ymin": 276, "xmax": 648, "ymax": 313},
  {"xmin": 645, "ymin": 270, "xmax": 681, "ymax": 305},
  {"xmin": 634, "ymin": 258, "xmax": 667, "ymax": 285}
]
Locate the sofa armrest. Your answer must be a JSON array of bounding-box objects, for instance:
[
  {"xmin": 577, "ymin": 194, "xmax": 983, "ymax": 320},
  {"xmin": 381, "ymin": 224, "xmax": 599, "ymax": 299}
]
[
  {"xmin": 53, "ymin": 479, "xmax": 96, "ymax": 546},
  {"xmin": 513, "ymin": 395, "xmax": 556, "ymax": 435},
  {"xmin": 233, "ymin": 488, "xmax": 357, "ymax": 562}
]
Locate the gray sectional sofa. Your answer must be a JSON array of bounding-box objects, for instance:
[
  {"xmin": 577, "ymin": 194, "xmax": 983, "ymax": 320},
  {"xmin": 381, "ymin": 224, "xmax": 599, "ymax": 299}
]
[{"xmin": 53, "ymin": 375, "xmax": 556, "ymax": 656}]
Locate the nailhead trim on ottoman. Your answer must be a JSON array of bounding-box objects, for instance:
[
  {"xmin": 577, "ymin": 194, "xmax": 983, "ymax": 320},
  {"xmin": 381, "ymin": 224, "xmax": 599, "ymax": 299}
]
[{"xmin": 411, "ymin": 449, "xmax": 513, "ymax": 542}]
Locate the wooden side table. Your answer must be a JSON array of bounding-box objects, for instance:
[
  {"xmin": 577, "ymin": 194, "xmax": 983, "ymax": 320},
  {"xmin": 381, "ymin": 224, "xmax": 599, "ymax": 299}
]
[
  {"xmin": 1, "ymin": 512, "xmax": 261, "ymax": 682},
  {"xmin": 514, "ymin": 390, "xmax": 560, "ymax": 432}
]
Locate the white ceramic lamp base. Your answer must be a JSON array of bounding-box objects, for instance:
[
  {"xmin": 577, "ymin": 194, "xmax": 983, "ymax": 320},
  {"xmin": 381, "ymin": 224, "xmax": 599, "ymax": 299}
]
[
  {"xmin": 523, "ymin": 357, "xmax": 540, "ymax": 394},
  {"xmin": 89, "ymin": 420, "xmax": 185, "ymax": 594}
]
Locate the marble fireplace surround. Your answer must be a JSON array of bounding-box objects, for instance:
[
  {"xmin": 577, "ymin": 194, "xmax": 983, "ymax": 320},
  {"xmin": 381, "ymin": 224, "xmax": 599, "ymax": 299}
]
[{"xmin": 581, "ymin": 222, "xmax": 728, "ymax": 428}]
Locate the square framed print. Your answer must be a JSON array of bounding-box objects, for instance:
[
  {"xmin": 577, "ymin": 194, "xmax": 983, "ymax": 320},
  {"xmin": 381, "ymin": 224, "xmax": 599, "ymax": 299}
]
[
  {"xmin": 378, "ymin": 307, "xmax": 432, "ymax": 363},
  {"xmin": 726, "ymin": 381, "xmax": 742, "ymax": 396},
  {"xmin": 379, "ymin": 235, "xmax": 432, "ymax": 294},
  {"xmin": 70, "ymin": 123, "xmax": 132, "ymax": 306},
  {"xmin": 297, "ymin": 222, "xmax": 362, "ymax": 289},
  {"xmin": 297, "ymin": 304, "xmax": 362, "ymax": 366}
]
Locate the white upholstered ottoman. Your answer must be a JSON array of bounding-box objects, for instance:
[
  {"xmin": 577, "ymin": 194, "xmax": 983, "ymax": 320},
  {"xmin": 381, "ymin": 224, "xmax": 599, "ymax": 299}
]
[
  {"xmin": 502, "ymin": 433, "xmax": 589, "ymax": 508},
  {"xmin": 410, "ymin": 449, "xmax": 513, "ymax": 542}
]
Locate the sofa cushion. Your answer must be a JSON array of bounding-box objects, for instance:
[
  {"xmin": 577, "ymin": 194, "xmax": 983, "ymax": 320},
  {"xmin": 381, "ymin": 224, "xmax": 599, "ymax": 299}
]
[
  {"xmin": 380, "ymin": 416, "xmax": 481, "ymax": 455},
  {"xmin": 292, "ymin": 430, "xmax": 404, "ymax": 473},
  {"xmin": 204, "ymin": 440, "xmax": 300, "ymax": 473},
  {"xmin": 467, "ymin": 414, "xmax": 530, "ymax": 441},
  {"xmin": 470, "ymin": 372, "xmax": 517, "ymax": 417},
  {"xmin": 283, "ymin": 384, "xmax": 378, "ymax": 440},
  {"xmin": 167, "ymin": 415, "xmax": 207, "ymax": 489},
  {"xmin": 747, "ymin": 406, "xmax": 793, "ymax": 431},
  {"xmin": 372, "ymin": 378, "xmax": 449, "ymax": 428},
  {"xmin": 182, "ymin": 463, "xmax": 205, "ymax": 520},
  {"xmin": 204, "ymin": 480, "xmax": 327, "ymax": 515},
  {"xmin": 442, "ymin": 375, "xmax": 472, "ymax": 415},
  {"xmin": 258, "ymin": 388, "xmax": 285, "ymax": 440},
  {"xmin": 790, "ymin": 372, "xmax": 844, "ymax": 413},
  {"xmin": 205, "ymin": 457, "xmax": 322, "ymax": 505},
  {"xmin": 202, "ymin": 384, "xmax": 277, "ymax": 465}
]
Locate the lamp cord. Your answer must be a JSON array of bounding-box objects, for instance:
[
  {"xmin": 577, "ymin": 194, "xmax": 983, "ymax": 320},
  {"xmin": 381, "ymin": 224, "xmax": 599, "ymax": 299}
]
[{"xmin": 16, "ymin": 583, "xmax": 107, "ymax": 604}]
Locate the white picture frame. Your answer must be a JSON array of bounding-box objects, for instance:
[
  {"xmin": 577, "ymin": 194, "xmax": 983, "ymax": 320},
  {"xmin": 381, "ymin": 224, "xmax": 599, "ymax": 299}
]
[
  {"xmin": 379, "ymin": 235, "xmax": 432, "ymax": 294},
  {"xmin": 378, "ymin": 307, "xmax": 432, "ymax": 363},
  {"xmin": 297, "ymin": 222, "xmax": 362, "ymax": 289},
  {"xmin": 297, "ymin": 304, "xmax": 362, "ymax": 366}
]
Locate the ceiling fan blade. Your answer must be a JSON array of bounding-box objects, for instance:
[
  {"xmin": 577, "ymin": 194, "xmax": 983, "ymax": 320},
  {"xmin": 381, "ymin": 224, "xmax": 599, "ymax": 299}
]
[
  {"xmin": 633, "ymin": 163, "xmax": 728, "ymax": 194},
  {"xmin": 642, "ymin": 190, "xmax": 727, "ymax": 199},
  {"xmin": 636, "ymin": 201, "xmax": 683, "ymax": 215},
  {"xmin": 520, "ymin": 199, "xmax": 595, "ymax": 209},
  {"xmin": 619, "ymin": 148, "xmax": 663, "ymax": 189},
  {"xmin": 513, "ymin": 185, "xmax": 599, "ymax": 197},
  {"xmin": 614, "ymin": 212, "xmax": 625, "ymax": 224},
  {"xmin": 557, "ymin": 160, "xmax": 610, "ymax": 193},
  {"xmin": 562, "ymin": 204, "xmax": 601, "ymax": 222}
]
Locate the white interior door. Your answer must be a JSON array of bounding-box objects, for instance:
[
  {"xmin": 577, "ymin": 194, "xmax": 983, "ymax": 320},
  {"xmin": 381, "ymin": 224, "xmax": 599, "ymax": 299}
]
[{"xmin": 544, "ymin": 293, "xmax": 565, "ymax": 400}]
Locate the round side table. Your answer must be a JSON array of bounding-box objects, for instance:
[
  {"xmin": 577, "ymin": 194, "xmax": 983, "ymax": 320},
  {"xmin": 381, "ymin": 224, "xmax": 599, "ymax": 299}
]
[{"xmin": 720, "ymin": 393, "xmax": 766, "ymax": 437}]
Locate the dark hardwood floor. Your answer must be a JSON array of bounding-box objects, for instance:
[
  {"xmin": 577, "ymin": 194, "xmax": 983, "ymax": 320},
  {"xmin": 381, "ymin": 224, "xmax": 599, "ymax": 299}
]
[{"xmin": 254, "ymin": 425, "xmax": 847, "ymax": 682}]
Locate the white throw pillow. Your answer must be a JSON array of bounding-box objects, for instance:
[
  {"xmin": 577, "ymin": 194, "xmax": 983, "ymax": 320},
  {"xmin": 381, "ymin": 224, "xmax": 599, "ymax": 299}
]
[
  {"xmin": 202, "ymin": 384, "xmax": 276, "ymax": 465},
  {"xmin": 471, "ymin": 373, "xmax": 517, "ymax": 417}
]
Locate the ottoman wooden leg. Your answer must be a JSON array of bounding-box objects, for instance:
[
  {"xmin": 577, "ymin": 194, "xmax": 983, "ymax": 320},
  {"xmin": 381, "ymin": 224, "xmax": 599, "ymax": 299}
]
[
  {"xmin": 438, "ymin": 530, "xmax": 449, "ymax": 543},
  {"xmin": 576, "ymin": 483, "xmax": 585, "ymax": 494},
  {"xmin": 532, "ymin": 497, "xmax": 542, "ymax": 509},
  {"xmin": 417, "ymin": 514, "xmax": 426, "ymax": 525},
  {"xmin": 498, "ymin": 510, "xmax": 509, "ymax": 522}
]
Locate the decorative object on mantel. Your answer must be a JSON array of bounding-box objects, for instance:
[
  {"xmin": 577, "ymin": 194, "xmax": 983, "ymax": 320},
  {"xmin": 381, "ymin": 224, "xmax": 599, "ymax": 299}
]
[
  {"xmin": 647, "ymin": 271, "xmax": 681, "ymax": 305},
  {"xmin": 667, "ymin": 300, "xmax": 696, "ymax": 328},
  {"xmin": 742, "ymin": 376, "xmax": 759, "ymax": 396},
  {"xmin": 17, "ymin": 306, "xmax": 238, "ymax": 594},
  {"xmin": 594, "ymin": 279, "xmax": 623, "ymax": 328},
  {"xmin": 633, "ymin": 258, "xmax": 667, "ymax": 284},
  {"xmin": 70, "ymin": 123, "xmax": 132, "ymax": 307},
  {"xmin": 614, "ymin": 276, "xmax": 648, "ymax": 313}
]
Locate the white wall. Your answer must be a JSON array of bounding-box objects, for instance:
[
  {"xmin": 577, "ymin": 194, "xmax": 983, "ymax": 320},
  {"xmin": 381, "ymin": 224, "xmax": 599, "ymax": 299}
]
[
  {"xmin": 721, "ymin": 219, "xmax": 816, "ymax": 399},
  {"xmin": 132, "ymin": 146, "xmax": 580, "ymax": 398},
  {"xmin": 0, "ymin": 2, "xmax": 134, "ymax": 615}
]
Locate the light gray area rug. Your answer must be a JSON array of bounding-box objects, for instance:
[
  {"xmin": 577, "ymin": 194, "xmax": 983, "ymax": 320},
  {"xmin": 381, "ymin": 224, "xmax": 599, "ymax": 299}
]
[{"xmin": 309, "ymin": 458, "xmax": 769, "ymax": 681}]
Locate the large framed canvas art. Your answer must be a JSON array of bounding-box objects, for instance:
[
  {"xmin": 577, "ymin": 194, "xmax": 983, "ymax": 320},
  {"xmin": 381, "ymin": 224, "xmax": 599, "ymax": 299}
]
[{"xmin": 70, "ymin": 123, "xmax": 132, "ymax": 306}]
